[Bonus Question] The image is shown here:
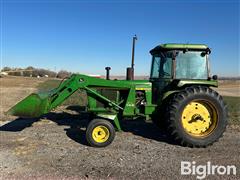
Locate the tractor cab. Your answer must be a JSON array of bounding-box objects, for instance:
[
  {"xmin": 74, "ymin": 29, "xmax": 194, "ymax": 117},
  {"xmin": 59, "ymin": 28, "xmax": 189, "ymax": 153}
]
[
  {"xmin": 149, "ymin": 44, "xmax": 213, "ymax": 103},
  {"xmin": 150, "ymin": 43, "xmax": 211, "ymax": 80}
]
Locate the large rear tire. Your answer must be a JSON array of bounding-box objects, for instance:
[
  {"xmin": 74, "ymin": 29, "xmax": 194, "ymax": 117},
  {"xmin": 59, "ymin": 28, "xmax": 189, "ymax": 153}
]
[
  {"xmin": 151, "ymin": 95, "xmax": 172, "ymax": 131},
  {"xmin": 166, "ymin": 86, "xmax": 227, "ymax": 147}
]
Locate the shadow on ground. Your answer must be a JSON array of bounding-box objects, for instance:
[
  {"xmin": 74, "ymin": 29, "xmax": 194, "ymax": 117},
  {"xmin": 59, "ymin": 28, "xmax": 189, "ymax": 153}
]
[{"xmin": 0, "ymin": 105, "xmax": 176, "ymax": 146}]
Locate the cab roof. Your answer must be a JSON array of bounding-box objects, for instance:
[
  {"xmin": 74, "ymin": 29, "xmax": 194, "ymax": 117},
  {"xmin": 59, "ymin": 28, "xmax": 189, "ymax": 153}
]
[{"xmin": 150, "ymin": 43, "xmax": 209, "ymax": 54}]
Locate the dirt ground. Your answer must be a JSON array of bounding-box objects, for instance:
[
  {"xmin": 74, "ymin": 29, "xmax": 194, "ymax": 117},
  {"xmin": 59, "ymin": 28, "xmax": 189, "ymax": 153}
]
[
  {"xmin": 0, "ymin": 76, "xmax": 240, "ymax": 179},
  {"xmin": 214, "ymin": 80, "xmax": 240, "ymax": 97}
]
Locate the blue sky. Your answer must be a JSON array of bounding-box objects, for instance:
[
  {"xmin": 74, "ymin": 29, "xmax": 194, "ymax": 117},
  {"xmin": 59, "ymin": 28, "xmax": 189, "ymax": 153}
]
[{"xmin": 1, "ymin": 0, "xmax": 239, "ymax": 76}]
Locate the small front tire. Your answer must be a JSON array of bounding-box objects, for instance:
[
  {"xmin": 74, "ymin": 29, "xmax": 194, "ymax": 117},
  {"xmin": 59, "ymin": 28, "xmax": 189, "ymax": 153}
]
[{"xmin": 86, "ymin": 119, "xmax": 115, "ymax": 147}]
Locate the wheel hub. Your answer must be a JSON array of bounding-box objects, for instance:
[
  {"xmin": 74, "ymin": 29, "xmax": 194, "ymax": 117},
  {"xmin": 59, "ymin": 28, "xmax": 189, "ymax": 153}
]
[
  {"xmin": 181, "ymin": 101, "xmax": 217, "ymax": 137},
  {"xmin": 188, "ymin": 114, "xmax": 204, "ymax": 123},
  {"xmin": 92, "ymin": 126, "xmax": 110, "ymax": 143}
]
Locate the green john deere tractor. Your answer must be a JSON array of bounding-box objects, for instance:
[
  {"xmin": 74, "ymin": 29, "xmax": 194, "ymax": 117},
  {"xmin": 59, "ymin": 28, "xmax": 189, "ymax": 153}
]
[{"xmin": 7, "ymin": 43, "xmax": 227, "ymax": 148}]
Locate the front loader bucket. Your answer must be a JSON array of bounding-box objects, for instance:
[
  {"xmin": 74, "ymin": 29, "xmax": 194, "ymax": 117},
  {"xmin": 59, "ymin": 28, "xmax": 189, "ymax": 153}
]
[{"xmin": 6, "ymin": 92, "xmax": 51, "ymax": 118}]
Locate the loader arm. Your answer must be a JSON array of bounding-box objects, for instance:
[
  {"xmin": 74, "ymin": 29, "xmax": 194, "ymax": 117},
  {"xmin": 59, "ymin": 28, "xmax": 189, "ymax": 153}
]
[{"xmin": 7, "ymin": 74, "xmax": 134, "ymax": 118}]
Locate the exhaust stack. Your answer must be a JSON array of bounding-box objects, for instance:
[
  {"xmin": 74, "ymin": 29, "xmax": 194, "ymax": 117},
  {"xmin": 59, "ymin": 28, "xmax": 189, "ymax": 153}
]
[{"xmin": 126, "ymin": 35, "xmax": 137, "ymax": 80}]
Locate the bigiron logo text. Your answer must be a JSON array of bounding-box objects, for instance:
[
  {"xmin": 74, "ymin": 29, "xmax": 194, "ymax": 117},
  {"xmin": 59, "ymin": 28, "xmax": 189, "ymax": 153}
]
[{"xmin": 181, "ymin": 161, "xmax": 237, "ymax": 179}]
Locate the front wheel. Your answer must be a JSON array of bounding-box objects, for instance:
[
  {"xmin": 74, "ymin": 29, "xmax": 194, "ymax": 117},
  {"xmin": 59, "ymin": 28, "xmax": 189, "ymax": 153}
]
[
  {"xmin": 166, "ymin": 86, "xmax": 227, "ymax": 147},
  {"xmin": 86, "ymin": 119, "xmax": 115, "ymax": 147}
]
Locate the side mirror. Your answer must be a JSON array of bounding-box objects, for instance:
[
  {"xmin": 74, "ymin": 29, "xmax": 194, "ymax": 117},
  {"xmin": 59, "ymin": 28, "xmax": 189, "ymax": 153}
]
[
  {"xmin": 201, "ymin": 52, "xmax": 207, "ymax": 57},
  {"xmin": 212, "ymin": 75, "xmax": 218, "ymax": 80}
]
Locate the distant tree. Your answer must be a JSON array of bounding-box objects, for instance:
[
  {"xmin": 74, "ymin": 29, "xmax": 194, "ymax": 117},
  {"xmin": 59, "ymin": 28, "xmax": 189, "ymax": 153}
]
[
  {"xmin": 26, "ymin": 66, "xmax": 35, "ymax": 70},
  {"xmin": 36, "ymin": 68, "xmax": 56, "ymax": 78},
  {"xmin": 2, "ymin": 67, "xmax": 11, "ymax": 72},
  {"xmin": 47, "ymin": 70, "xmax": 57, "ymax": 78},
  {"xmin": 8, "ymin": 71, "xmax": 21, "ymax": 76},
  {"xmin": 31, "ymin": 70, "xmax": 38, "ymax": 77},
  {"xmin": 57, "ymin": 70, "xmax": 72, "ymax": 79},
  {"xmin": 1, "ymin": 66, "xmax": 59, "ymax": 78}
]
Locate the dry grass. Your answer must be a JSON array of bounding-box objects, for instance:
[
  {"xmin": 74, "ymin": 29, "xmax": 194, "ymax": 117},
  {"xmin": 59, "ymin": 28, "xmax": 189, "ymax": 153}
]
[{"xmin": 223, "ymin": 96, "xmax": 240, "ymax": 124}]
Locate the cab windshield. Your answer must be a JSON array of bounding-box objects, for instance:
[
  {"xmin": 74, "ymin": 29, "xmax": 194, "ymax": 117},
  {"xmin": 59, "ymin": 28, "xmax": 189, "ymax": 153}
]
[{"xmin": 175, "ymin": 51, "xmax": 208, "ymax": 79}]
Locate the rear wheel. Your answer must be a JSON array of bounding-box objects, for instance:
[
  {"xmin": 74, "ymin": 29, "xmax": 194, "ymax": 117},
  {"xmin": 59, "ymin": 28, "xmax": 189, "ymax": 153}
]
[
  {"xmin": 166, "ymin": 86, "xmax": 227, "ymax": 147},
  {"xmin": 86, "ymin": 119, "xmax": 115, "ymax": 147}
]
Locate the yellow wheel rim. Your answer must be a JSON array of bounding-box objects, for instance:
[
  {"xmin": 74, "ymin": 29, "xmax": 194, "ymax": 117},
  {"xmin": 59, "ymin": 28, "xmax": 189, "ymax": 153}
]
[
  {"xmin": 92, "ymin": 125, "xmax": 110, "ymax": 143},
  {"xmin": 181, "ymin": 101, "xmax": 218, "ymax": 137}
]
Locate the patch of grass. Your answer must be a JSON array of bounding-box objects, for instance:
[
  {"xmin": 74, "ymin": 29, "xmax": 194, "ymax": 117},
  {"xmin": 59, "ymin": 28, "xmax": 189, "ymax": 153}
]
[
  {"xmin": 37, "ymin": 79, "xmax": 61, "ymax": 92},
  {"xmin": 37, "ymin": 79, "xmax": 87, "ymax": 106},
  {"xmin": 223, "ymin": 96, "xmax": 240, "ymax": 124}
]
